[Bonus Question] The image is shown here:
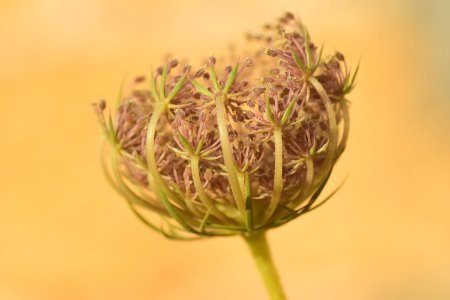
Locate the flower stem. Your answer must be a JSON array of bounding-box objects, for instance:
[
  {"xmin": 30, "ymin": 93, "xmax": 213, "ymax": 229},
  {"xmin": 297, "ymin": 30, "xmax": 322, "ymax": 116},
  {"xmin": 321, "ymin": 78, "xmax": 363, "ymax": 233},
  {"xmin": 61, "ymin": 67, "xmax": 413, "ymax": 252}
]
[
  {"xmin": 265, "ymin": 126, "xmax": 283, "ymax": 221},
  {"xmin": 214, "ymin": 94, "xmax": 246, "ymax": 216},
  {"xmin": 243, "ymin": 231, "xmax": 287, "ymax": 300},
  {"xmin": 190, "ymin": 155, "xmax": 228, "ymax": 222}
]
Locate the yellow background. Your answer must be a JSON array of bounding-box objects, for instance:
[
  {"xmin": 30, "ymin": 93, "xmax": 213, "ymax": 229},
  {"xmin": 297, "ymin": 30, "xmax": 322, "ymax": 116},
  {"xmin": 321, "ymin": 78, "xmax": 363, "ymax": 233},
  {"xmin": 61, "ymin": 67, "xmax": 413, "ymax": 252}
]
[{"xmin": 1, "ymin": 0, "xmax": 449, "ymax": 299}]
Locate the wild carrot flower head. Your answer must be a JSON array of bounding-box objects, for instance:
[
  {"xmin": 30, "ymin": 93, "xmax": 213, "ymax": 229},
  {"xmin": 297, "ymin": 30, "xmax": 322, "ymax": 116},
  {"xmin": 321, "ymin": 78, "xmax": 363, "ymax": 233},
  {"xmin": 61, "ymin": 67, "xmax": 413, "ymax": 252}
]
[{"xmin": 94, "ymin": 12, "xmax": 358, "ymax": 239}]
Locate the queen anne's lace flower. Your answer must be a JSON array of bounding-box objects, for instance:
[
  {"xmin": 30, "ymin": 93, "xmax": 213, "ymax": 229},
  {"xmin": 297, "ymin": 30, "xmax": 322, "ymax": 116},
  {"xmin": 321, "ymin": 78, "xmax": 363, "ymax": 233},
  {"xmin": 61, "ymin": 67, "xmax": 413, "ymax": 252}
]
[{"xmin": 94, "ymin": 12, "xmax": 358, "ymax": 240}]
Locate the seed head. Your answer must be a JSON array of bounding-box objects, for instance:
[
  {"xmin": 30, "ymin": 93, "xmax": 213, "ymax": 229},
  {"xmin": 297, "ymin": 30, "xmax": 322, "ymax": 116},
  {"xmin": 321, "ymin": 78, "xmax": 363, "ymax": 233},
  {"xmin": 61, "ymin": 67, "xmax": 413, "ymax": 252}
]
[{"xmin": 95, "ymin": 13, "xmax": 357, "ymax": 239}]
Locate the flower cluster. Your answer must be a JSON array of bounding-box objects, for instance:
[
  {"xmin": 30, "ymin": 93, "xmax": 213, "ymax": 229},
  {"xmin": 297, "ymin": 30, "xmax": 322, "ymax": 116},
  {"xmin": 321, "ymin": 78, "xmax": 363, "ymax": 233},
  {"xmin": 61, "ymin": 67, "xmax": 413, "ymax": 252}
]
[{"xmin": 94, "ymin": 12, "xmax": 358, "ymax": 239}]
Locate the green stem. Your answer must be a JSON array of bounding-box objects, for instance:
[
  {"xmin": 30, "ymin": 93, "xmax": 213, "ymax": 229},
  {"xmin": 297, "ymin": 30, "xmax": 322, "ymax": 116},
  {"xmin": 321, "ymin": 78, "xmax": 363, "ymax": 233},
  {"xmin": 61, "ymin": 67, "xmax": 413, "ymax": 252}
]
[
  {"xmin": 190, "ymin": 156, "xmax": 228, "ymax": 222},
  {"xmin": 265, "ymin": 126, "xmax": 283, "ymax": 221},
  {"xmin": 215, "ymin": 94, "xmax": 246, "ymax": 216},
  {"xmin": 145, "ymin": 103, "xmax": 184, "ymax": 208},
  {"xmin": 307, "ymin": 77, "xmax": 338, "ymax": 187},
  {"xmin": 145, "ymin": 104, "xmax": 169, "ymax": 195},
  {"xmin": 285, "ymin": 156, "xmax": 314, "ymax": 208},
  {"xmin": 244, "ymin": 231, "xmax": 287, "ymax": 300},
  {"xmin": 336, "ymin": 97, "xmax": 350, "ymax": 159}
]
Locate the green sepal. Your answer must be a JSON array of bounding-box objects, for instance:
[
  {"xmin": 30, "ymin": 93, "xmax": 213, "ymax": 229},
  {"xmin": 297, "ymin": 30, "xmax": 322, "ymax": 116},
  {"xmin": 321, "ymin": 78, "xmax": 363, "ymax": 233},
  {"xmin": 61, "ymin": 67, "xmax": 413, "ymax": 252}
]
[
  {"xmin": 166, "ymin": 144, "xmax": 189, "ymax": 159},
  {"xmin": 192, "ymin": 80, "xmax": 214, "ymax": 98},
  {"xmin": 198, "ymin": 207, "xmax": 212, "ymax": 233},
  {"xmin": 125, "ymin": 197, "xmax": 165, "ymax": 235},
  {"xmin": 306, "ymin": 177, "xmax": 346, "ymax": 213},
  {"xmin": 259, "ymin": 168, "xmax": 333, "ymax": 230},
  {"xmin": 107, "ymin": 114, "xmax": 117, "ymax": 143},
  {"xmin": 195, "ymin": 138, "xmax": 205, "ymax": 155},
  {"xmin": 343, "ymin": 61, "xmax": 360, "ymax": 94},
  {"xmin": 304, "ymin": 33, "xmax": 313, "ymax": 70},
  {"xmin": 223, "ymin": 62, "xmax": 239, "ymax": 94},
  {"xmin": 159, "ymin": 189, "xmax": 198, "ymax": 234},
  {"xmin": 160, "ymin": 226, "xmax": 202, "ymax": 241},
  {"xmin": 280, "ymin": 98, "xmax": 297, "ymax": 126},
  {"xmin": 160, "ymin": 218, "xmax": 203, "ymax": 241},
  {"xmin": 207, "ymin": 223, "xmax": 246, "ymax": 232},
  {"xmin": 177, "ymin": 133, "xmax": 194, "ymax": 155},
  {"xmin": 308, "ymin": 168, "xmax": 332, "ymax": 205},
  {"xmin": 209, "ymin": 64, "xmax": 221, "ymax": 92},
  {"xmin": 291, "ymin": 50, "xmax": 307, "ymax": 74},
  {"xmin": 312, "ymin": 44, "xmax": 324, "ymax": 73},
  {"xmin": 166, "ymin": 72, "xmax": 188, "ymax": 102}
]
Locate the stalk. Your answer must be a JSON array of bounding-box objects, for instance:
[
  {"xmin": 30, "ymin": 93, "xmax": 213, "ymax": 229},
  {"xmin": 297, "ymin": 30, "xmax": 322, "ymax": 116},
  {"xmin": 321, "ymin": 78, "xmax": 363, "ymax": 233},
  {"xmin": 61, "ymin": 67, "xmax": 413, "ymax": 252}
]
[
  {"xmin": 244, "ymin": 231, "xmax": 287, "ymax": 300},
  {"xmin": 145, "ymin": 104, "xmax": 171, "ymax": 197},
  {"xmin": 190, "ymin": 156, "xmax": 228, "ymax": 222},
  {"xmin": 214, "ymin": 94, "xmax": 246, "ymax": 216},
  {"xmin": 307, "ymin": 77, "xmax": 338, "ymax": 186},
  {"xmin": 265, "ymin": 126, "xmax": 283, "ymax": 221},
  {"xmin": 145, "ymin": 103, "xmax": 185, "ymax": 208}
]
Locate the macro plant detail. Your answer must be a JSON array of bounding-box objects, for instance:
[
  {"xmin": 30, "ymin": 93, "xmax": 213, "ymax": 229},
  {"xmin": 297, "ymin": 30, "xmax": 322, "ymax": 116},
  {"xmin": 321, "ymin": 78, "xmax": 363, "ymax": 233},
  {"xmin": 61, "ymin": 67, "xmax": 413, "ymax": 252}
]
[{"xmin": 94, "ymin": 12, "xmax": 357, "ymax": 300}]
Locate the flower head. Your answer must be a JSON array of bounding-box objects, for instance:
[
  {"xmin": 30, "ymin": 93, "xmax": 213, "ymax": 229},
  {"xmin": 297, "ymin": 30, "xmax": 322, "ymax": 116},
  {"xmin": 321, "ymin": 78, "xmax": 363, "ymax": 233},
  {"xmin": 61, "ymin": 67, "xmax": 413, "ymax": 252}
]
[{"xmin": 95, "ymin": 12, "xmax": 357, "ymax": 239}]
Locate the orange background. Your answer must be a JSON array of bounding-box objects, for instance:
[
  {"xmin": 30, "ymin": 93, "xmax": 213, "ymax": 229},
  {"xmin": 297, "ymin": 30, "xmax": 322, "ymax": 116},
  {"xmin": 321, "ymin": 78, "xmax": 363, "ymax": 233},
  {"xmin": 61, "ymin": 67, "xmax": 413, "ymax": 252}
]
[{"xmin": 1, "ymin": 1, "xmax": 450, "ymax": 299}]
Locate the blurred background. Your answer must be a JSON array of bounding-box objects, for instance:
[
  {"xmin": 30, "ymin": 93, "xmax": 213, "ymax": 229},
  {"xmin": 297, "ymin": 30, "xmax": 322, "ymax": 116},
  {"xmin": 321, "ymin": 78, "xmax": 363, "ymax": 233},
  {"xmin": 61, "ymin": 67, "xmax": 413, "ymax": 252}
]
[{"xmin": 1, "ymin": 0, "xmax": 449, "ymax": 299}]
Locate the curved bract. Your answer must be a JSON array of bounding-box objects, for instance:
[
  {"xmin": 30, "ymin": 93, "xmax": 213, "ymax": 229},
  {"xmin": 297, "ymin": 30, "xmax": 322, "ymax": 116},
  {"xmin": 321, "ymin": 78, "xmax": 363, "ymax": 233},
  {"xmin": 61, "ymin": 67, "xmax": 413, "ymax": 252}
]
[{"xmin": 94, "ymin": 12, "xmax": 357, "ymax": 240}]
